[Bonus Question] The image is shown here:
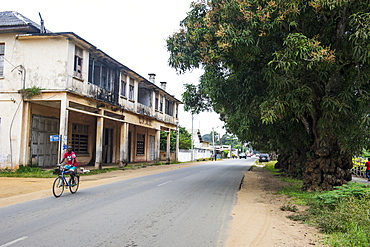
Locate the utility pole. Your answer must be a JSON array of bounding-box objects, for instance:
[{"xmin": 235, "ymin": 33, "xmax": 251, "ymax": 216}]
[{"xmin": 212, "ymin": 127, "xmax": 215, "ymax": 161}]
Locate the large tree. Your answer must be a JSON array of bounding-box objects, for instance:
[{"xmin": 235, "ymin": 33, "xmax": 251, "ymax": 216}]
[{"xmin": 167, "ymin": 0, "xmax": 370, "ymax": 190}]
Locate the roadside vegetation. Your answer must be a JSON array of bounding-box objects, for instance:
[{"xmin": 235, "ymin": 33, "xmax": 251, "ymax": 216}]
[
  {"xmin": 0, "ymin": 162, "xmax": 182, "ymax": 178},
  {"xmin": 264, "ymin": 161, "xmax": 370, "ymax": 247}
]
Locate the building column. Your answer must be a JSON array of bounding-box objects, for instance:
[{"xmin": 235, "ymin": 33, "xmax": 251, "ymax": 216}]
[
  {"xmin": 119, "ymin": 122, "xmax": 129, "ymax": 167},
  {"xmin": 134, "ymin": 79, "xmax": 138, "ymax": 111},
  {"xmin": 59, "ymin": 96, "xmax": 69, "ymax": 162},
  {"xmin": 156, "ymin": 129, "xmax": 161, "ymax": 162},
  {"xmin": 166, "ymin": 131, "xmax": 171, "ymax": 163},
  {"xmin": 175, "ymin": 126, "xmax": 179, "ymax": 162},
  {"xmin": 95, "ymin": 109, "xmax": 104, "ymax": 169},
  {"xmin": 126, "ymin": 75, "xmax": 130, "ymax": 98},
  {"xmin": 19, "ymin": 101, "xmax": 31, "ymax": 166}
]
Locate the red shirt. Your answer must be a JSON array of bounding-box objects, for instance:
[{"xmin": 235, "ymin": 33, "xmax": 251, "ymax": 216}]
[
  {"xmin": 365, "ymin": 161, "xmax": 370, "ymax": 171},
  {"xmin": 63, "ymin": 151, "xmax": 77, "ymax": 166}
]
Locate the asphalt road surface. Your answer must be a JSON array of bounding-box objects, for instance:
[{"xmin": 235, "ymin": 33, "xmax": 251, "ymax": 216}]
[{"xmin": 0, "ymin": 159, "xmax": 253, "ymax": 247}]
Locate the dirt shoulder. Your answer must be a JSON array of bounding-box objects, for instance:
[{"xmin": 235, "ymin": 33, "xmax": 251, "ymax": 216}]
[
  {"xmin": 0, "ymin": 161, "xmax": 325, "ymax": 246},
  {"xmin": 226, "ymin": 165, "xmax": 325, "ymax": 246}
]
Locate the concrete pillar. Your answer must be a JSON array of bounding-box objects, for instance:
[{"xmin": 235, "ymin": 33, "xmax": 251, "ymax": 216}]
[
  {"xmin": 119, "ymin": 122, "xmax": 129, "ymax": 167},
  {"xmin": 156, "ymin": 129, "xmax": 161, "ymax": 162},
  {"xmin": 59, "ymin": 95, "xmax": 69, "ymax": 162},
  {"xmin": 126, "ymin": 75, "xmax": 130, "ymax": 98},
  {"xmin": 95, "ymin": 109, "xmax": 104, "ymax": 169},
  {"xmin": 19, "ymin": 101, "xmax": 31, "ymax": 166},
  {"xmin": 152, "ymin": 91, "xmax": 156, "ymax": 111},
  {"xmin": 166, "ymin": 131, "xmax": 171, "ymax": 163},
  {"xmin": 134, "ymin": 79, "xmax": 138, "ymax": 112},
  {"xmin": 175, "ymin": 126, "xmax": 179, "ymax": 162}
]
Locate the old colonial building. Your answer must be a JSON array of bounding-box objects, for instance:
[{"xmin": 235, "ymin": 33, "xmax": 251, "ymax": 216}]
[{"xmin": 0, "ymin": 11, "xmax": 180, "ymax": 169}]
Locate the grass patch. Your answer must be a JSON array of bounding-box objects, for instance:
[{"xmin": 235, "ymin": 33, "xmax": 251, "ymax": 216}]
[
  {"xmin": 249, "ymin": 165, "xmax": 257, "ymax": 171},
  {"xmin": 263, "ymin": 161, "xmax": 279, "ymax": 174},
  {"xmin": 0, "ymin": 165, "xmax": 55, "ymax": 178},
  {"xmin": 0, "ymin": 161, "xmax": 185, "ymax": 178},
  {"xmin": 262, "ymin": 163, "xmax": 370, "ymax": 247}
]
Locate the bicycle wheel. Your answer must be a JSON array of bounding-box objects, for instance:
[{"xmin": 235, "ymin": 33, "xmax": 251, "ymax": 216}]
[
  {"xmin": 69, "ymin": 175, "xmax": 79, "ymax": 194},
  {"xmin": 52, "ymin": 177, "xmax": 64, "ymax": 197}
]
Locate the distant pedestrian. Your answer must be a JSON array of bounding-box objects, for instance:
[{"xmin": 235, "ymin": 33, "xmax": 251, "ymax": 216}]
[{"xmin": 365, "ymin": 158, "xmax": 370, "ymax": 181}]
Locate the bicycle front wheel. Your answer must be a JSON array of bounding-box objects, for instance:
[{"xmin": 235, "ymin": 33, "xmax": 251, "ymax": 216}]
[
  {"xmin": 69, "ymin": 175, "xmax": 79, "ymax": 194},
  {"xmin": 52, "ymin": 177, "xmax": 64, "ymax": 197}
]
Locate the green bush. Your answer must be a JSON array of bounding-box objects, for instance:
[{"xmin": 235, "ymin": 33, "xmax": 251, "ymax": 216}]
[
  {"xmin": 263, "ymin": 163, "xmax": 370, "ymax": 247},
  {"xmin": 303, "ymin": 183, "xmax": 370, "ymax": 246}
]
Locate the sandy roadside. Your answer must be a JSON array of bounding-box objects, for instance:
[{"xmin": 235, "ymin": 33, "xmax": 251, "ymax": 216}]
[
  {"xmin": 225, "ymin": 165, "xmax": 325, "ymax": 246},
  {"xmin": 0, "ymin": 162, "xmax": 205, "ymax": 207}
]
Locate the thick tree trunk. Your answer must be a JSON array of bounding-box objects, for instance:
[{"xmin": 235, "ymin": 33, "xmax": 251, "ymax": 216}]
[
  {"xmin": 275, "ymin": 150, "xmax": 352, "ymax": 191},
  {"xmin": 302, "ymin": 154, "xmax": 352, "ymax": 191},
  {"xmin": 275, "ymin": 152, "xmax": 304, "ymax": 180}
]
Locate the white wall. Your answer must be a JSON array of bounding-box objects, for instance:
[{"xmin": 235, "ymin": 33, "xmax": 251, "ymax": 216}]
[{"xmin": 178, "ymin": 149, "xmax": 213, "ymax": 162}]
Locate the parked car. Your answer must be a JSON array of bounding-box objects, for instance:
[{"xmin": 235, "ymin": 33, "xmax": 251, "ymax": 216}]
[
  {"xmin": 239, "ymin": 153, "xmax": 247, "ymax": 159},
  {"xmin": 259, "ymin": 153, "xmax": 270, "ymax": 162}
]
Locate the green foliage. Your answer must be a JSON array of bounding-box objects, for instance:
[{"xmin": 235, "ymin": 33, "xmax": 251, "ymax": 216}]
[
  {"xmin": 263, "ymin": 161, "xmax": 279, "ymax": 172},
  {"xmin": 0, "ymin": 165, "xmax": 54, "ymax": 178},
  {"xmin": 182, "ymin": 84, "xmax": 212, "ymax": 115},
  {"xmin": 283, "ymin": 181, "xmax": 370, "ymax": 246},
  {"xmin": 280, "ymin": 204, "xmax": 298, "ymax": 212},
  {"xmin": 167, "ymin": 0, "xmax": 370, "ymax": 190},
  {"xmin": 268, "ymin": 165, "xmax": 370, "ymax": 246},
  {"xmin": 160, "ymin": 126, "xmax": 192, "ymax": 151},
  {"xmin": 179, "ymin": 127, "xmax": 192, "ymax": 149},
  {"xmin": 22, "ymin": 86, "xmax": 43, "ymax": 97},
  {"xmin": 362, "ymin": 150, "xmax": 370, "ymax": 158},
  {"xmin": 308, "ymin": 187, "xmax": 370, "ymax": 246},
  {"xmin": 313, "ymin": 183, "xmax": 370, "ymax": 205}
]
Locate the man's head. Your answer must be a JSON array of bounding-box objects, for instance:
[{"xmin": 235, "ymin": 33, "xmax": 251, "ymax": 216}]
[{"xmin": 67, "ymin": 146, "xmax": 73, "ymax": 151}]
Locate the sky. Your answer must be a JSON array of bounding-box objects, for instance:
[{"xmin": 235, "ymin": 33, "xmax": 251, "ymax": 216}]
[{"xmin": 2, "ymin": 0, "xmax": 226, "ymax": 136}]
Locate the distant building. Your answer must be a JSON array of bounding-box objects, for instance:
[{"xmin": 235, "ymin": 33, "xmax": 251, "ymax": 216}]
[
  {"xmin": 177, "ymin": 129, "xmax": 212, "ymax": 162},
  {"xmin": 0, "ymin": 11, "xmax": 180, "ymax": 169}
]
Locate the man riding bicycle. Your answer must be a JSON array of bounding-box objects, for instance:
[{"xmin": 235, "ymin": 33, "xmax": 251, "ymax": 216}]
[{"xmin": 60, "ymin": 146, "xmax": 78, "ymax": 184}]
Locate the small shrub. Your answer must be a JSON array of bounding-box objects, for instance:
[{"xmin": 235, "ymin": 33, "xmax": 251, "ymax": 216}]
[
  {"xmin": 280, "ymin": 204, "xmax": 298, "ymax": 212},
  {"xmin": 21, "ymin": 86, "xmax": 43, "ymax": 97}
]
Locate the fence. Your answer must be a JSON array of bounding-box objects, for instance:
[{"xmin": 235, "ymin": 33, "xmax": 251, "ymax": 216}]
[
  {"xmin": 178, "ymin": 149, "xmax": 213, "ymax": 162},
  {"xmin": 351, "ymin": 159, "xmax": 367, "ymax": 178}
]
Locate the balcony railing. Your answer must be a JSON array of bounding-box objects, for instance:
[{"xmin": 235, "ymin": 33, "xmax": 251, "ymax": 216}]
[{"xmin": 69, "ymin": 78, "xmax": 177, "ymax": 125}]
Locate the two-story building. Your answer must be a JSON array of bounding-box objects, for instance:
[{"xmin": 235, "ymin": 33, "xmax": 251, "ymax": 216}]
[{"xmin": 0, "ymin": 11, "xmax": 181, "ymax": 169}]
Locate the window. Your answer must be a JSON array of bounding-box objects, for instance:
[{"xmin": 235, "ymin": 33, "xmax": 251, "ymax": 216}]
[
  {"xmin": 129, "ymin": 78, "xmax": 135, "ymax": 100},
  {"xmin": 121, "ymin": 80, "xmax": 126, "ymax": 97},
  {"xmin": 175, "ymin": 103, "xmax": 178, "ymax": 118},
  {"xmin": 159, "ymin": 96, "xmax": 163, "ymax": 112},
  {"xmin": 165, "ymin": 99, "xmax": 174, "ymax": 116},
  {"xmin": 74, "ymin": 46, "xmax": 83, "ymax": 78},
  {"xmin": 88, "ymin": 55, "xmax": 119, "ymax": 91},
  {"xmin": 0, "ymin": 44, "xmax": 4, "ymax": 77},
  {"xmin": 72, "ymin": 123, "xmax": 89, "ymax": 154},
  {"xmin": 136, "ymin": 134, "xmax": 145, "ymax": 155},
  {"xmin": 155, "ymin": 93, "xmax": 159, "ymax": 110}
]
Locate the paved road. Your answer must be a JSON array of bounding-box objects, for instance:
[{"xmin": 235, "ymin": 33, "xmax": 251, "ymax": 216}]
[{"xmin": 0, "ymin": 159, "xmax": 253, "ymax": 247}]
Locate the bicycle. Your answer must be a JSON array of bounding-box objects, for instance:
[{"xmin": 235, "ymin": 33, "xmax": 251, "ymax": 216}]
[{"xmin": 52, "ymin": 165, "xmax": 80, "ymax": 198}]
